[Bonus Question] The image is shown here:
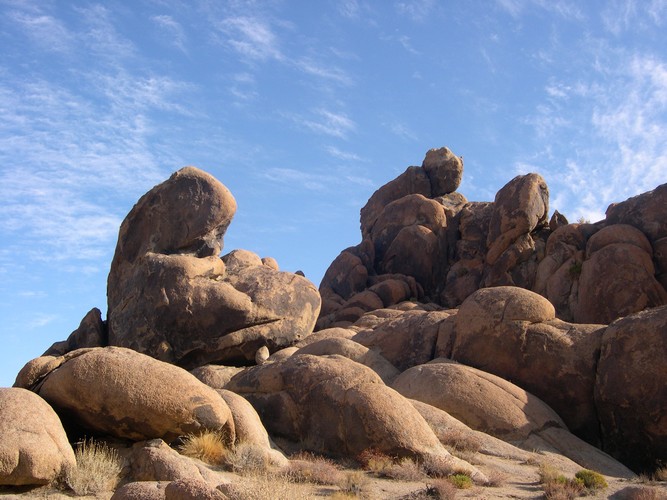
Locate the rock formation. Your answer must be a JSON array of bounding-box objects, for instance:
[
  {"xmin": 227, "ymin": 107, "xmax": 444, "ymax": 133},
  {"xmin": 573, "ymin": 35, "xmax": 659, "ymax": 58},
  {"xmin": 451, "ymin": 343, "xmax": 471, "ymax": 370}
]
[
  {"xmin": 3, "ymin": 153, "xmax": 667, "ymax": 497},
  {"xmin": 318, "ymin": 148, "xmax": 667, "ymax": 327}
]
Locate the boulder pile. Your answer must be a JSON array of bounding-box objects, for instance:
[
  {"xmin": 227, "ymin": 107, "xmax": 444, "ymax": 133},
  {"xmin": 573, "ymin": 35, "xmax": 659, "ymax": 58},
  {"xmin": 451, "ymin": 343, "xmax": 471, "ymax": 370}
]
[{"xmin": 2, "ymin": 149, "xmax": 665, "ymax": 495}]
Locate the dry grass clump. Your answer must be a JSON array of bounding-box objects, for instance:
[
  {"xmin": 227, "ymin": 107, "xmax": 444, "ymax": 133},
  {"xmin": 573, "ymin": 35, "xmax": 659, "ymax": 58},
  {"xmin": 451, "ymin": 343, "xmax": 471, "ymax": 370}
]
[
  {"xmin": 178, "ymin": 430, "xmax": 228, "ymax": 465},
  {"xmin": 357, "ymin": 448, "xmax": 394, "ymax": 474},
  {"xmin": 420, "ymin": 455, "xmax": 457, "ymax": 478},
  {"xmin": 65, "ymin": 439, "xmax": 123, "ymax": 496},
  {"xmin": 221, "ymin": 474, "xmax": 311, "ymax": 500},
  {"xmin": 538, "ymin": 464, "xmax": 585, "ymax": 500},
  {"xmin": 439, "ymin": 428, "xmax": 481, "ymax": 454},
  {"xmin": 403, "ymin": 479, "xmax": 458, "ymax": 499},
  {"xmin": 650, "ymin": 465, "xmax": 667, "ymax": 482},
  {"xmin": 339, "ymin": 470, "xmax": 370, "ymax": 496},
  {"xmin": 225, "ymin": 442, "xmax": 271, "ymax": 473},
  {"xmin": 622, "ymin": 486, "xmax": 666, "ymax": 500},
  {"xmin": 483, "ymin": 468, "xmax": 507, "ymax": 487},
  {"xmin": 284, "ymin": 452, "xmax": 344, "ymax": 485}
]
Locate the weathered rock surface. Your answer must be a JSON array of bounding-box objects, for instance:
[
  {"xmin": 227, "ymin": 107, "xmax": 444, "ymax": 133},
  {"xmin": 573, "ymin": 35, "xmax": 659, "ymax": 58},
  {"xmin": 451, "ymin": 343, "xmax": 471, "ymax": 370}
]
[
  {"xmin": 15, "ymin": 347, "xmax": 235, "ymax": 442},
  {"xmin": 451, "ymin": 286, "xmax": 604, "ymax": 442},
  {"xmin": 575, "ymin": 224, "xmax": 667, "ymax": 324},
  {"xmin": 319, "ymin": 147, "xmax": 667, "ymax": 335},
  {"xmin": 43, "ymin": 307, "xmax": 107, "ymax": 356},
  {"xmin": 0, "ymin": 387, "xmax": 75, "ymax": 486},
  {"xmin": 224, "ymin": 353, "xmax": 485, "ymax": 481},
  {"xmin": 393, "ymin": 360, "xmax": 634, "ymax": 478},
  {"xmin": 106, "ymin": 167, "xmax": 320, "ymax": 368},
  {"xmin": 351, "ymin": 309, "xmax": 456, "ymax": 372},
  {"xmin": 595, "ymin": 305, "xmax": 667, "ymax": 472},
  {"xmin": 111, "ymin": 481, "xmax": 168, "ymax": 500}
]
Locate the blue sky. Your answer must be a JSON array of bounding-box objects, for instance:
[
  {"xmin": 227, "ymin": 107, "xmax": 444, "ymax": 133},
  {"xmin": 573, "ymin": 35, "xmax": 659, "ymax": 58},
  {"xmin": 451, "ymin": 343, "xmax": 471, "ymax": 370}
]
[{"xmin": 1, "ymin": 0, "xmax": 666, "ymax": 387}]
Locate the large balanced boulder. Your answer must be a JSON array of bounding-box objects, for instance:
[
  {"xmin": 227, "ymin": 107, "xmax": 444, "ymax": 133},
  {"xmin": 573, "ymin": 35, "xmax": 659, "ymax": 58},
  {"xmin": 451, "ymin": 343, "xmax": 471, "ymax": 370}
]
[
  {"xmin": 451, "ymin": 286, "xmax": 603, "ymax": 442},
  {"xmin": 106, "ymin": 167, "xmax": 320, "ymax": 368},
  {"xmin": 0, "ymin": 387, "xmax": 75, "ymax": 486},
  {"xmin": 595, "ymin": 305, "xmax": 667, "ymax": 472},
  {"xmin": 15, "ymin": 347, "xmax": 235, "ymax": 443}
]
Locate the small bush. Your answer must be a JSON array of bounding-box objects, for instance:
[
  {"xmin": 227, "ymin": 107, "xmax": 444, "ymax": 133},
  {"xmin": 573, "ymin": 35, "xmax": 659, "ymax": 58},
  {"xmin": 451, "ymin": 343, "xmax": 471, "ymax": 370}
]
[
  {"xmin": 357, "ymin": 448, "xmax": 394, "ymax": 474},
  {"xmin": 339, "ymin": 470, "xmax": 369, "ymax": 496},
  {"xmin": 447, "ymin": 473, "xmax": 473, "ymax": 489},
  {"xmin": 653, "ymin": 465, "xmax": 667, "ymax": 481},
  {"xmin": 420, "ymin": 455, "xmax": 457, "ymax": 478},
  {"xmin": 439, "ymin": 429, "xmax": 481, "ymax": 454},
  {"xmin": 404, "ymin": 479, "xmax": 458, "ymax": 499},
  {"xmin": 66, "ymin": 439, "xmax": 122, "ymax": 496},
  {"xmin": 575, "ymin": 469, "xmax": 607, "ymax": 491},
  {"xmin": 385, "ymin": 457, "xmax": 425, "ymax": 481},
  {"xmin": 284, "ymin": 453, "xmax": 343, "ymax": 485},
  {"xmin": 221, "ymin": 473, "xmax": 310, "ymax": 500},
  {"xmin": 484, "ymin": 468, "xmax": 506, "ymax": 487},
  {"xmin": 542, "ymin": 479, "xmax": 584, "ymax": 499},
  {"xmin": 623, "ymin": 486, "xmax": 665, "ymax": 500},
  {"xmin": 179, "ymin": 430, "xmax": 228, "ymax": 465},
  {"xmin": 225, "ymin": 442, "xmax": 270, "ymax": 473}
]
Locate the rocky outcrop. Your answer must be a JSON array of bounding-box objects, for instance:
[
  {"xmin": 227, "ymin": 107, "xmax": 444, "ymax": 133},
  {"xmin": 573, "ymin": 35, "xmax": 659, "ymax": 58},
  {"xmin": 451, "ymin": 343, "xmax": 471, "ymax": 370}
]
[
  {"xmin": 595, "ymin": 305, "xmax": 667, "ymax": 472},
  {"xmin": 106, "ymin": 167, "xmax": 321, "ymax": 368},
  {"xmin": 0, "ymin": 387, "xmax": 75, "ymax": 486},
  {"xmin": 319, "ymin": 147, "xmax": 667, "ymax": 329},
  {"xmin": 224, "ymin": 353, "xmax": 485, "ymax": 481},
  {"xmin": 451, "ymin": 286, "xmax": 603, "ymax": 443},
  {"xmin": 15, "ymin": 347, "xmax": 235, "ymax": 443}
]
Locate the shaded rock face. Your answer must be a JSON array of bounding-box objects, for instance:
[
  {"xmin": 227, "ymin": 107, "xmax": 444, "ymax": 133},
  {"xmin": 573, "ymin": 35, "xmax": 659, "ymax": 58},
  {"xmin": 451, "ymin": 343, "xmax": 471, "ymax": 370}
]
[
  {"xmin": 106, "ymin": 167, "xmax": 321, "ymax": 368},
  {"xmin": 15, "ymin": 347, "xmax": 235, "ymax": 443},
  {"xmin": 0, "ymin": 387, "xmax": 75, "ymax": 486},
  {"xmin": 319, "ymin": 146, "xmax": 667, "ymax": 336},
  {"xmin": 595, "ymin": 306, "xmax": 667, "ymax": 472}
]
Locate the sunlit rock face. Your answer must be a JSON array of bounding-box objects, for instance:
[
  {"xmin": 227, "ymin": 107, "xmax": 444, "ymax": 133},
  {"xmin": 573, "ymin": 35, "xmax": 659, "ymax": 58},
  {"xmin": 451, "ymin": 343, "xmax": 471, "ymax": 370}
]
[{"xmin": 106, "ymin": 166, "xmax": 321, "ymax": 368}]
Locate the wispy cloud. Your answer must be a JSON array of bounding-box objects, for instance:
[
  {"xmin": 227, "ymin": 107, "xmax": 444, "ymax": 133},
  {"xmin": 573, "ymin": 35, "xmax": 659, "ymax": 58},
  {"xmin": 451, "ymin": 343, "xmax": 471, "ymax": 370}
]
[
  {"xmin": 385, "ymin": 121, "xmax": 418, "ymax": 141},
  {"xmin": 27, "ymin": 313, "xmax": 58, "ymax": 329},
  {"xmin": 524, "ymin": 51, "xmax": 667, "ymax": 222},
  {"xmin": 496, "ymin": 0, "xmax": 584, "ymax": 21},
  {"xmin": 294, "ymin": 58, "xmax": 354, "ymax": 86},
  {"xmin": 395, "ymin": 0, "xmax": 436, "ymax": 22},
  {"xmin": 151, "ymin": 14, "xmax": 187, "ymax": 52},
  {"xmin": 8, "ymin": 10, "xmax": 73, "ymax": 53},
  {"xmin": 295, "ymin": 109, "xmax": 356, "ymax": 138},
  {"xmin": 217, "ymin": 16, "xmax": 284, "ymax": 62},
  {"xmin": 602, "ymin": 0, "xmax": 667, "ymax": 34},
  {"xmin": 326, "ymin": 146, "xmax": 366, "ymax": 162}
]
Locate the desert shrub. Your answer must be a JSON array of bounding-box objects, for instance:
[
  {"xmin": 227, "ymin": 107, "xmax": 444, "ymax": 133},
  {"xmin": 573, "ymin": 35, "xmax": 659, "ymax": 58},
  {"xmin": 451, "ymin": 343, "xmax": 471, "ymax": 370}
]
[
  {"xmin": 439, "ymin": 429, "xmax": 481, "ymax": 454},
  {"xmin": 284, "ymin": 453, "xmax": 343, "ymax": 485},
  {"xmin": 66, "ymin": 439, "xmax": 122, "ymax": 496},
  {"xmin": 542, "ymin": 479, "xmax": 585, "ymax": 500},
  {"xmin": 339, "ymin": 470, "xmax": 369, "ymax": 496},
  {"xmin": 222, "ymin": 474, "xmax": 310, "ymax": 500},
  {"xmin": 384, "ymin": 457, "xmax": 425, "ymax": 481},
  {"xmin": 447, "ymin": 473, "xmax": 473, "ymax": 489},
  {"xmin": 357, "ymin": 448, "xmax": 394, "ymax": 474},
  {"xmin": 653, "ymin": 465, "xmax": 667, "ymax": 481},
  {"xmin": 420, "ymin": 455, "xmax": 457, "ymax": 478},
  {"xmin": 623, "ymin": 486, "xmax": 665, "ymax": 500},
  {"xmin": 574, "ymin": 469, "xmax": 607, "ymax": 491},
  {"xmin": 403, "ymin": 479, "xmax": 458, "ymax": 499},
  {"xmin": 178, "ymin": 430, "xmax": 228, "ymax": 465},
  {"xmin": 484, "ymin": 468, "xmax": 506, "ymax": 487},
  {"xmin": 539, "ymin": 464, "xmax": 585, "ymax": 499},
  {"xmin": 225, "ymin": 442, "xmax": 270, "ymax": 473}
]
